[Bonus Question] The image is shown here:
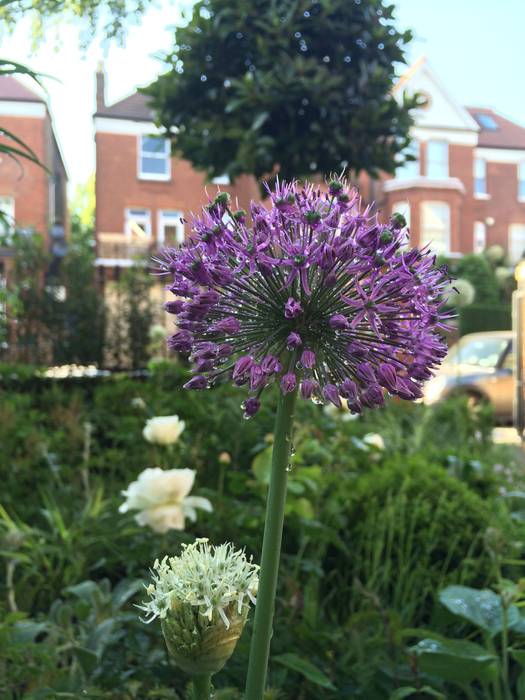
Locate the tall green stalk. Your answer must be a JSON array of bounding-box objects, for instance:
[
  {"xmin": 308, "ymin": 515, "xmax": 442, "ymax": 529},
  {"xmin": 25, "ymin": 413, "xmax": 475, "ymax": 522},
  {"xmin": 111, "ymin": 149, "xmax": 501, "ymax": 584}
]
[
  {"xmin": 245, "ymin": 387, "xmax": 298, "ymax": 700},
  {"xmin": 192, "ymin": 674, "xmax": 212, "ymax": 700}
]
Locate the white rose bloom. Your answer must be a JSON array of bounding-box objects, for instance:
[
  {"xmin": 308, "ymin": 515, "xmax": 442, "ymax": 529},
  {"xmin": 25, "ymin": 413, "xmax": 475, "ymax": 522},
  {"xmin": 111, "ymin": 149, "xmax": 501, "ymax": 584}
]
[
  {"xmin": 143, "ymin": 415, "xmax": 185, "ymax": 445},
  {"xmin": 119, "ymin": 468, "xmax": 212, "ymax": 533},
  {"xmin": 362, "ymin": 433, "xmax": 385, "ymax": 451}
]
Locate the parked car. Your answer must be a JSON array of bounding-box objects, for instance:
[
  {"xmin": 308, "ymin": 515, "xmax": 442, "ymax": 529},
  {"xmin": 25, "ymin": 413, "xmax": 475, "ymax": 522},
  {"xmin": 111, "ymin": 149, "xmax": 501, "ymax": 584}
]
[{"xmin": 423, "ymin": 331, "xmax": 514, "ymax": 424}]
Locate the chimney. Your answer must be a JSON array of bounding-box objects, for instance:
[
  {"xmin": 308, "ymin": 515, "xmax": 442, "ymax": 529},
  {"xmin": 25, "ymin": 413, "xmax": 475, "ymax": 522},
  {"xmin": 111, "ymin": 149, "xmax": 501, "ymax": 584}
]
[{"xmin": 96, "ymin": 62, "xmax": 105, "ymax": 112}]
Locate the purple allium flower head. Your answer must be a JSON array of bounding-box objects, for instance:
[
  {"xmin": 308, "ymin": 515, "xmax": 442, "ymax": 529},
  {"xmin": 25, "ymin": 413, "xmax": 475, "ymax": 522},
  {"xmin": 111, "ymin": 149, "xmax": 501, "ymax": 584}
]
[{"xmin": 158, "ymin": 178, "xmax": 451, "ymax": 414}]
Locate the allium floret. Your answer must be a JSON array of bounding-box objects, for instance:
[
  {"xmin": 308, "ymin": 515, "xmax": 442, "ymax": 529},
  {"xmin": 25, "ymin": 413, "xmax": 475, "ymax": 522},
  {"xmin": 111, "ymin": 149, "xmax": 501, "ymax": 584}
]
[
  {"xmin": 139, "ymin": 538, "xmax": 259, "ymax": 629},
  {"xmin": 158, "ymin": 179, "xmax": 452, "ymax": 417}
]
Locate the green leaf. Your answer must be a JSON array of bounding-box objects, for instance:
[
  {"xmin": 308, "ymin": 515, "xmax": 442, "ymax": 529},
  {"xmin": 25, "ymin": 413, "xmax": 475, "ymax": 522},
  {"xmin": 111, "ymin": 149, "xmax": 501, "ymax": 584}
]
[
  {"xmin": 390, "ymin": 687, "xmax": 446, "ymax": 699},
  {"xmin": 12, "ymin": 620, "xmax": 48, "ymax": 643},
  {"xmin": 72, "ymin": 645, "xmax": 98, "ymax": 675},
  {"xmin": 251, "ymin": 111, "xmax": 269, "ymax": 131},
  {"xmin": 274, "ymin": 652, "xmax": 336, "ymax": 690},
  {"xmin": 410, "ymin": 637, "xmax": 497, "ymax": 683},
  {"xmin": 510, "ymin": 648, "xmax": 525, "ymax": 667},
  {"xmin": 439, "ymin": 585, "xmax": 524, "ymax": 637}
]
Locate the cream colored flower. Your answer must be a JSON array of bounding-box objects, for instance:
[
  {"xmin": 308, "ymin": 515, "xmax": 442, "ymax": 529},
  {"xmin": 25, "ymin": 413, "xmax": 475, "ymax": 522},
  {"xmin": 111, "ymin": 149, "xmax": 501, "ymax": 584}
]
[
  {"xmin": 362, "ymin": 433, "xmax": 385, "ymax": 450},
  {"xmin": 143, "ymin": 415, "xmax": 185, "ymax": 445},
  {"xmin": 119, "ymin": 468, "xmax": 212, "ymax": 533}
]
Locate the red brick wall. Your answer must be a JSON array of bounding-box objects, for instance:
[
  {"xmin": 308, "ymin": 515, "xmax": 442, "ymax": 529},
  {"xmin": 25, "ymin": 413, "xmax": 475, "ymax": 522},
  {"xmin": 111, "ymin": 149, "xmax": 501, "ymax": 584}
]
[
  {"xmin": 95, "ymin": 131, "xmax": 259, "ymax": 243},
  {"xmin": 474, "ymin": 161, "xmax": 525, "ymax": 249},
  {"xmin": 0, "ymin": 115, "xmax": 49, "ymax": 234}
]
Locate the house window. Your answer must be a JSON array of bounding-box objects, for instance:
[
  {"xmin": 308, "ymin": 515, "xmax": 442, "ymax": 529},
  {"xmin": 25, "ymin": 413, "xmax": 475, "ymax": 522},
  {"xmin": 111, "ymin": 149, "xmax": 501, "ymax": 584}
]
[
  {"xmin": 473, "ymin": 221, "xmax": 486, "ymax": 253},
  {"xmin": 519, "ymin": 162, "xmax": 525, "ymax": 201},
  {"xmin": 158, "ymin": 210, "xmax": 184, "ymax": 248},
  {"xmin": 395, "ymin": 140, "xmax": 419, "ymax": 180},
  {"xmin": 420, "ymin": 201, "xmax": 451, "ymax": 254},
  {"xmin": 0, "ymin": 195, "xmax": 15, "ymax": 237},
  {"xmin": 391, "ymin": 201, "xmax": 411, "ymax": 230},
  {"xmin": 124, "ymin": 208, "xmax": 152, "ymax": 239},
  {"xmin": 474, "ymin": 158, "xmax": 487, "ymax": 196},
  {"xmin": 138, "ymin": 136, "xmax": 171, "ymax": 180},
  {"xmin": 425, "ymin": 140, "xmax": 448, "ymax": 179},
  {"xmin": 509, "ymin": 224, "xmax": 525, "ymax": 263}
]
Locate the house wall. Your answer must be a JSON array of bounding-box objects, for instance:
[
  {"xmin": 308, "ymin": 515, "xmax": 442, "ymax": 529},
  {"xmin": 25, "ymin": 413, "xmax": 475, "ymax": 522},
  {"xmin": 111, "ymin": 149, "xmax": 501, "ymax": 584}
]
[
  {"xmin": 0, "ymin": 114, "xmax": 49, "ymax": 234},
  {"xmin": 95, "ymin": 130, "xmax": 259, "ymax": 245}
]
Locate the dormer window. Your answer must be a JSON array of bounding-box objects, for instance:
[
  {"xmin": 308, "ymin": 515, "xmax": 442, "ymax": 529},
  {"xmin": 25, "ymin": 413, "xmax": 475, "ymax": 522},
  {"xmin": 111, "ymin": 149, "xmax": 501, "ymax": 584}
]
[
  {"xmin": 138, "ymin": 136, "xmax": 171, "ymax": 181},
  {"xmin": 425, "ymin": 140, "xmax": 448, "ymax": 179}
]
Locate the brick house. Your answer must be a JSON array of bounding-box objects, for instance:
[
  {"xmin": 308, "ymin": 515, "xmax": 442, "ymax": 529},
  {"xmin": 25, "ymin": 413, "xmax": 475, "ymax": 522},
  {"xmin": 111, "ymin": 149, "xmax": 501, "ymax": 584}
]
[
  {"xmin": 0, "ymin": 75, "xmax": 68, "ymax": 274},
  {"xmin": 378, "ymin": 57, "xmax": 525, "ymax": 261},
  {"xmin": 94, "ymin": 67, "xmax": 259, "ymax": 289}
]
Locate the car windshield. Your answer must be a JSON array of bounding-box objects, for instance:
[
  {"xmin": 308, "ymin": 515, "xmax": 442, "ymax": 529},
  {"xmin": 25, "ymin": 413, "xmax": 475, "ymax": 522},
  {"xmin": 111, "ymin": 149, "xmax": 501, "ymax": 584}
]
[{"xmin": 446, "ymin": 337, "xmax": 509, "ymax": 368}]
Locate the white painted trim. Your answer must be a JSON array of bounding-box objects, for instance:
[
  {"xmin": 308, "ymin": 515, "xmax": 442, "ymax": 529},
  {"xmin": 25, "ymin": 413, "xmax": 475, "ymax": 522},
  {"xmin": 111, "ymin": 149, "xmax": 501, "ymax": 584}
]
[
  {"xmin": 476, "ymin": 147, "xmax": 525, "ymax": 164},
  {"xmin": 157, "ymin": 209, "xmax": 185, "ymax": 247},
  {"xmin": 124, "ymin": 207, "xmax": 152, "ymax": 240},
  {"xmin": 411, "ymin": 126, "xmax": 477, "ymax": 146},
  {"xmin": 474, "ymin": 192, "xmax": 491, "ymax": 200},
  {"xmin": 137, "ymin": 134, "xmax": 171, "ymax": 181},
  {"xmin": 95, "ymin": 258, "xmax": 137, "ymax": 267},
  {"xmin": 94, "ymin": 116, "xmax": 163, "ymax": 135},
  {"xmin": 383, "ymin": 176, "xmax": 465, "ymax": 194},
  {"xmin": 0, "ymin": 101, "xmax": 46, "ymax": 118}
]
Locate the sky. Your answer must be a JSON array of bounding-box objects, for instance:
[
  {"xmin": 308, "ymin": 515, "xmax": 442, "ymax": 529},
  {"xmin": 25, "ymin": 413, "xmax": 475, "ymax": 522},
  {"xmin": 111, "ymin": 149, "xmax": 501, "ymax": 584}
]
[{"xmin": 1, "ymin": 0, "xmax": 524, "ymax": 192}]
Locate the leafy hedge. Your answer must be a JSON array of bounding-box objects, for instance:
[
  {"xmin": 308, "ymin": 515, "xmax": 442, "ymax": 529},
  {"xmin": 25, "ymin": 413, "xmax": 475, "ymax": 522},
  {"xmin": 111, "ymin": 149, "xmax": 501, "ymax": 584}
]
[{"xmin": 1, "ymin": 364, "xmax": 524, "ymax": 698}]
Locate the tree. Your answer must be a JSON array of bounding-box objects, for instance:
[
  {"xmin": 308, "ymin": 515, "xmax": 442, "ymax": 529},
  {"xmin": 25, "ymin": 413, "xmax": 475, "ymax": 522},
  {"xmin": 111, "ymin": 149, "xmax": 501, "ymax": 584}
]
[
  {"xmin": 0, "ymin": 0, "xmax": 153, "ymax": 43},
  {"xmin": 145, "ymin": 0, "xmax": 419, "ymax": 184}
]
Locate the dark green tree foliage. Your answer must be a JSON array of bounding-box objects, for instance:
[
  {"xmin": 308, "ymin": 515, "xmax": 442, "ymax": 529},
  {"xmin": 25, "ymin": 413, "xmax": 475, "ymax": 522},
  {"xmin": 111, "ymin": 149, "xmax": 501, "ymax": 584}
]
[{"xmin": 145, "ymin": 0, "xmax": 419, "ymax": 183}]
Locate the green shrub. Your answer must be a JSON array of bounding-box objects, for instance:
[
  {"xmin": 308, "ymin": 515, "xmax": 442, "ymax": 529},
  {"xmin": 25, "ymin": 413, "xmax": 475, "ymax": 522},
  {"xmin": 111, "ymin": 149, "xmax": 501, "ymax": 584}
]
[{"xmin": 325, "ymin": 458, "xmax": 497, "ymax": 625}]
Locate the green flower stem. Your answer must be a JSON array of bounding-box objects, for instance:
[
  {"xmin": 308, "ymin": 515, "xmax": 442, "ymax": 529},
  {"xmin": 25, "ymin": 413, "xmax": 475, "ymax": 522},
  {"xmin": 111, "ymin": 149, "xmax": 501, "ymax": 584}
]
[
  {"xmin": 245, "ymin": 387, "xmax": 298, "ymax": 700},
  {"xmin": 192, "ymin": 674, "xmax": 212, "ymax": 700}
]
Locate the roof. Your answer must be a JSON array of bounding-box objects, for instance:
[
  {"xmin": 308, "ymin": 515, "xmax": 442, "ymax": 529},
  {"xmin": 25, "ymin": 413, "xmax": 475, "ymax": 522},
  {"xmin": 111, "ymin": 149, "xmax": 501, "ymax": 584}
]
[
  {"xmin": 466, "ymin": 107, "xmax": 525, "ymax": 149},
  {"xmin": 95, "ymin": 91, "xmax": 154, "ymax": 122},
  {"xmin": 0, "ymin": 75, "xmax": 44, "ymax": 103}
]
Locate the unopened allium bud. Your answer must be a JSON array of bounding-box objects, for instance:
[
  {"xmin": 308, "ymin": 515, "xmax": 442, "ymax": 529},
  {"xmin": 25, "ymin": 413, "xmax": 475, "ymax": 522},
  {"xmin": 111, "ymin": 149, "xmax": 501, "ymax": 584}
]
[
  {"xmin": 213, "ymin": 192, "xmax": 231, "ymax": 208},
  {"xmin": 280, "ymin": 372, "xmax": 297, "ymax": 394},
  {"xmin": 138, "ymin": 539, "xmax": 259, "ymax": 676},
  {"xmin": 390, "ymin": 212, "xmax": 407, "ymax": 229},
  {"xmin": 300, "ymin": 349, "xmax": 316, "ymax": 369},
  {"xmin": 284, "ymin": 297, "xmax": 303, "ymax": 319}
]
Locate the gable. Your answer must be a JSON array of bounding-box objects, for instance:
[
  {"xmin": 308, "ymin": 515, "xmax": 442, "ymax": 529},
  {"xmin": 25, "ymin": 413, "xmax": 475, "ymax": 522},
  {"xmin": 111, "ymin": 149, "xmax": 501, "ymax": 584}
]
[{"xmin": 395, "ymin": 58, "xmax": 479, "ymax": 133}]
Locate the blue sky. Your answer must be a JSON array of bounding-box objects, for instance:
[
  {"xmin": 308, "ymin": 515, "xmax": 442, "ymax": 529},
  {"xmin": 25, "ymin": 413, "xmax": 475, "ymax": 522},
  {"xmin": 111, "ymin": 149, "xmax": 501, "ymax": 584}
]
[{"xmin": 1, "ymin": 0, "xmax": 523, "ymax": 190}]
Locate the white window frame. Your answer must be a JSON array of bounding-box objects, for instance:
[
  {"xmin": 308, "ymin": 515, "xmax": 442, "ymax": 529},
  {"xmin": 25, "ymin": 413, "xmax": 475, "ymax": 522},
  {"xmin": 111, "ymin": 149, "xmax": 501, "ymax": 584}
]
[
  {"xmin": 211, "ymin": 174, "xmax": 231, "ymax": 185},
  {"xmin": 395, "ymin": 140, "xmax": 419, "ymax": 180},
  {"xmin": 124, "ymin": 208, "xmax": 152, "ymax": 240},
  {"xmin": 473, "ymin": 221, "xmax": 486, "ymax": 254},
  {"xmin": 0, "ymin": 195, "xmax": 15, "ymax": 238},
  {"xmin": 509, "ymin": 224, "xmax": 525, "ymax": 264},
  {"xmin": 425, "ymin": 140, "xmax": 449, "ymax": 179},
  {"xmin": 420, "ymin": 201, "xmax": 451, "ymax": 254},
  {"xmin": 519, "ymin": 162, "xmax": 525, "ymax": 202},
  {"xmin": 137, "ymin": 135, "xmax": 171, "ymax": 181},
  {"xmin": 474, "ymin": 158, "xmax": 489, "ymax": 198},
  {"xmin": 157, "ymin": 210, "xmax": 185, "ymax": 248}
]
